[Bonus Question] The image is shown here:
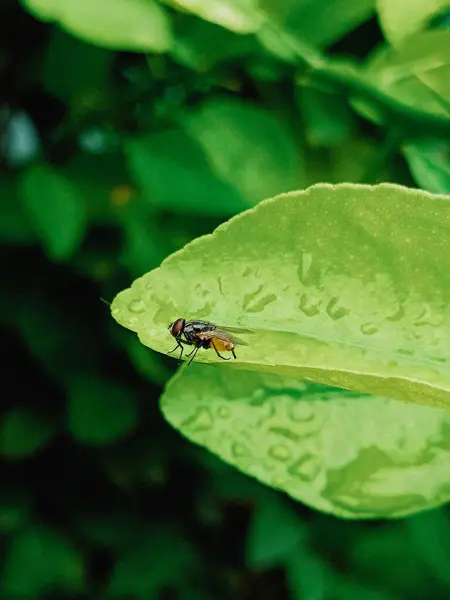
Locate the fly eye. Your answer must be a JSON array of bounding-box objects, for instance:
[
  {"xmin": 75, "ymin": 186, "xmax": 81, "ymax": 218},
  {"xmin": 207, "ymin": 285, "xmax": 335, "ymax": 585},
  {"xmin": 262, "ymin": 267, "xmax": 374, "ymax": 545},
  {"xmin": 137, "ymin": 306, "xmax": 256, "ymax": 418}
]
[{"xmin": 169, "ymin": 318, "xmax": 185, "ymax": 338}]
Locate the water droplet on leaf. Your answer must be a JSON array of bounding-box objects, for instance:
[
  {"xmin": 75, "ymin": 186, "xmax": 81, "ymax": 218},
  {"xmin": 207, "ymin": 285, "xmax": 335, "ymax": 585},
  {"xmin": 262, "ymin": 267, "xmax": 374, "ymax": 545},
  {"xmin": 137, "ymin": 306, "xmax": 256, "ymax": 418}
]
[
  {"xmin": 128, "ymin": 299, "xmax": 146, "ymax": 313},
  {"xmin": 299, "ymin": 293, "xmax": 320, "ymax": 317},
  {"xmin": 326, "ymin": 297, "xmax": 349, "ymax": 320},
  {"xmin": 360, "ymin": 322, "xmax": 379, "ymax": 335}
]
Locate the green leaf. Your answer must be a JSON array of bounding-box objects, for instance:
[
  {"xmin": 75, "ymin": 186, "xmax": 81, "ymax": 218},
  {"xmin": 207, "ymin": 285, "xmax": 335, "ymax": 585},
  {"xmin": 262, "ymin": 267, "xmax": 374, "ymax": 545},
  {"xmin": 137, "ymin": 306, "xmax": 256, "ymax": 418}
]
[
  {"xmin": 67, "ymin": 377, "xmax": 139, "ymax": 445},
  {"xmin": 171, "ymin": 15, "xmax": 257, "ymax": 72},
  {"xmin": 62, "ymin": 151, "xmax": 130, "ymax": 225},
  {"xmin": 108, "ymin": 526, "xmax": 196, "ymax": 596},
  {"xmin": 43, "ymin": 28, "xmax": 112, "ymax": 105},
  {"xmin": 19, "ymin": 164, "xmax": 87, "ymax": 261},
  {"xmin": 21, "ymin": 0, "xmax": 172, "ymax": 52},
  {"xmin": 377, "ymin": 0, "xmax": 450, "ymax": 47},
  {"xmin": 0, "ymin": 177, "xmax": 35, "ymax": 244},
  {"xmin": 182, "ymin": 98, "xmax": 302, "ymax": 204},
  {"xmin": 126, "ymin": 128, "xmax": 247, "ymax": 216},
  {"xmin": 161, "ymin": 0, "xmax": 266, "ymax": 33},
  {"xmin": 403, "ymin": 138, "xmax": 450, "ymax": 195},
  {"xmin": 406, "ymin": 510, "xmax": 450, "ymax": 587},
  {"xmin": 297, "ymin": 86, "xmax": 355, "ymax": 147},
  {"xmin": 280, "ymin": 0, "xmax": 375, "ymax": 49},
  {"xmin": 2, "ymin": 525, "xmax": 84, "ymax": 595},
  {"xmin": 125, "ymin": 334, "xmax": 172, "ymax": 386},
  {"xmin": 0, "ymin": 491, "xmax": 30, "ymax": 534},
  {"xmin": 112, "ymin": 183, "xmax": 450, "ymax": 408},
  {"xmin": 363, "ymin": 30, "xmax": 450, "ymax": 120},
  {"xmin": 118, "ymin": 199, "xmax": 172, "ymax": 277},
  {"xmin": 160, "ymin": 366, "xmax": 450, "ymax": 519},
  {"xmin": 0, "ymin": 408, "xmax": 56, "ymax": 458},
  {"xmin": 246, "ymin": 493, "xmax": 304, "ymax": 568},
  {"xmin": 349, "ymin": 526, "xmax": 430, "ymax": 597},
  {"xmin": 76, "ymin": 512, "xmax": 143, "ymax": 550}
]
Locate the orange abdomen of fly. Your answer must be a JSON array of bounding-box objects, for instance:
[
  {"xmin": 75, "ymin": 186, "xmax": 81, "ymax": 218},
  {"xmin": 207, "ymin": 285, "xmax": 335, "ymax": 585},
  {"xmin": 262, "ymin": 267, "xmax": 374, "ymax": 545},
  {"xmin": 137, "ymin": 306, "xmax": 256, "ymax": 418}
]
[
  {"xmin": 196, "ymin": 332, "xmax": 234, "ymax": 352},
  {"xmin": 210, "ymin": 337, "xmax": 234, "ymax": 352}
]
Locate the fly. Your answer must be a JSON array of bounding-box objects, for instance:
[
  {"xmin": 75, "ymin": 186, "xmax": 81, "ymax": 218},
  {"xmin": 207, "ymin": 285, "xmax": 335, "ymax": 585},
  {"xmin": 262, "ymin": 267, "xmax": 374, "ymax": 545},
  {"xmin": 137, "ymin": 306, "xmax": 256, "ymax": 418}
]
[{"xmin": 168, "ymin": 318, "xmax": 251, "ymax": 365}]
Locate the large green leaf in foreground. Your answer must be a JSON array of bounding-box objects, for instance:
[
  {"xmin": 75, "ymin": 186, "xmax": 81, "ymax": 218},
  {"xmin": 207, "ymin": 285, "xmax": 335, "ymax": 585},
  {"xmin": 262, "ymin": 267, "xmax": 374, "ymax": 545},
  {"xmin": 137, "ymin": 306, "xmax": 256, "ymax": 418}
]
[
  {"xmin": 111, "ymin": 183, "xmax": 450, "ymax": 409},
  {"xmin": 161, "ymin": 366, "xmax": 450, "ymax": 518}
]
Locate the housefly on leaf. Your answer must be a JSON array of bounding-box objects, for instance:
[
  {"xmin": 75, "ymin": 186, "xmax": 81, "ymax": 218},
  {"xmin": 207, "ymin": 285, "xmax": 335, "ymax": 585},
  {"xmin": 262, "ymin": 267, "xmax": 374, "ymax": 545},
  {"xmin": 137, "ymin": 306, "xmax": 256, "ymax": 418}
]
[{"xmin": 168, "ymin": 318, "xmax": 251, "ymax": 365}]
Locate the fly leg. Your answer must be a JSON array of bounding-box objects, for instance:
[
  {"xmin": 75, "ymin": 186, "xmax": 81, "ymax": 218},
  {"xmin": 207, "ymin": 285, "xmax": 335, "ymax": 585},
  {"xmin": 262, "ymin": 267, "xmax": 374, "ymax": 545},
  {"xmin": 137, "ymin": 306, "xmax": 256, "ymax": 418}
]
[
  {"xmin": 211, "ymin": 341, "xmax": 232, "ymax": 361},
  {"xmin": 188, "ymin": 345, "xmax": 201, "ymax": 365},
  {"xmin": 168, "ymin": 340, "xmax": 184, "ymax": 361}
]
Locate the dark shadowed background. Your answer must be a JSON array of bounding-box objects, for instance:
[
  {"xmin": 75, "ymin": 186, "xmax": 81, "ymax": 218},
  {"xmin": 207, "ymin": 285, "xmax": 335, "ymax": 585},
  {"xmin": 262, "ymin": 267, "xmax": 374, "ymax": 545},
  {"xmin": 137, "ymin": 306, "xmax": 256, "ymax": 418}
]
[{"xmin": 1, "ymin": 0, "xmax": 450, "ymax": 598}]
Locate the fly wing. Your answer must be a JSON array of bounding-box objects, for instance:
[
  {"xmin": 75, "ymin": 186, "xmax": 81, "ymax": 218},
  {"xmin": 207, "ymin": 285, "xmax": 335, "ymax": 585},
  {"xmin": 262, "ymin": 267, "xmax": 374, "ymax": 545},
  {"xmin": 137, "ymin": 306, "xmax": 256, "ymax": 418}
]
[
  {"xmin": 215, "ymin": 325, "xmax": 253, "ymax": 334},
  {"xmin": 210, "ymin": 329, "xmax": 249, "ymax": 346}
]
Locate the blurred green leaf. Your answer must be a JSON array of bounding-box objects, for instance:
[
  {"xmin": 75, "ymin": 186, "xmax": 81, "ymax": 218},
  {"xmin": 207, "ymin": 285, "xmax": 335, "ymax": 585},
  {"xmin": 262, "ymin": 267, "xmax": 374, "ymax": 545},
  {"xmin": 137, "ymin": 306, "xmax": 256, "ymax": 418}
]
[
  {"xmin": 0, "ymin": 408, "xmax": 56, "ymax": 458},
  {"xmin": 285, "ymin": 550, "xmax": 332, "ymax": 600},
  {"xmin": 350, "ymin": 525, "xmax": 430, "ymax": 597},
  {"xmin": 182, "ymin": 98, "xmax": 302, "ymax": 204},
  {"xmin": 43, "ymin": 28, "xmax": 112, "ymax": 106},
  {"xmin": 161, "ymin": 0, "xmax": 266, "ymax": 33},
  {"xmin": 160, "ymin": 366, "xmax": 450, "ymax": 518},
  {"xmin": 112, "ymin": 183, "xmax": 450, "ymax": 408},
  {"xmin": 2, "ymin": 525, "xmax": 84, "ymax": 595},
  {"xmin": 0, "ymin": 177, "xmax": 35, "ymax": 244},
  {"xmin": 0, "ymin": 491, "xmax": 30, "ymax": 533},
  {"xmin": 377, "ymin": 0, "xmax": 450, "ymax": 47},
  {"xmin": 77, "ymin": 512, "xmax": 143, "ymax": 549},
  {"xmin": 407, "ymin": 510, "xmax": 450, "ymax": 587},
  {"xmin": 171, "ymin": 15, "xmax": 257, "ymax": 72},
  {"xmin": 280, "ymin": 0, "xmax": 375, "ymax": 49},
  {"xmin": 21, "ymin": 0, "xmax": 172, "ymax": 52},
  {"xmin": 304, "ymin": 137, "xmax": 393, "ymax": 186},
  {"xmin": 67, "ymin": 377, "xmax": 139, "ymax": 445},
  {"xmin": 108, "ymin": 526, "xmax": 197, "ymax": 597},
  {"xmin": 62, "ymin": 152, "xmax": 130, "ymax": 225},
  {"xmin": 364, "ymin": 29, "xmax": 450, "ymax": 120},
  {"xmin": 125, "ymin": 334, "xmax": 172, "ymax": 386},
  {"xmin": 246, "ymin": 493, "xmax": 304, "ymax": 568},
  {"xmin": 118, "ymin": 199, "xmax": 170, "ymax": 276},
  {"xmin": 19, "ymin": 164, "xmax": 87, "ymax": 261},
  {"xmin": 298, "ymin": 86, "xmax": 355, "ymax": 147},
  {"xmin": 403, "ymin": 138, "xmax": 450, "ymax": 194},
  {"xmin": 126, "ymin": 128, "xmax": 246, "ymax": 216}
]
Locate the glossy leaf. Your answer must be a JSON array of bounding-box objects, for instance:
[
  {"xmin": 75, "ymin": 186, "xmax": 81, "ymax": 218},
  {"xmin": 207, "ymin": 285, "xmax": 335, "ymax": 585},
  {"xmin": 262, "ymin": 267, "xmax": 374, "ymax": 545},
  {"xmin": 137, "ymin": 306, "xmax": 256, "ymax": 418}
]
[
  {"xmin": 21, "ymin": 0, "xmax": 172, "ymax": 52},
  {"xmin": 377, "ymin": 0, "xmax": 450, "ymax": 47},
  {"xmin": 160, "ymin": 366, "xmax": 450, "ymax": 518},
  {"xmin": 19, "ymin": 164, "xmax": 87, "ymax": 261},
  {"xmin": 112, "ymin": 183, "xmax": 450, "ymax": 408},
  {"xmin": 67, "ymin": 377, "xmax": 138, "ymax": 445}
]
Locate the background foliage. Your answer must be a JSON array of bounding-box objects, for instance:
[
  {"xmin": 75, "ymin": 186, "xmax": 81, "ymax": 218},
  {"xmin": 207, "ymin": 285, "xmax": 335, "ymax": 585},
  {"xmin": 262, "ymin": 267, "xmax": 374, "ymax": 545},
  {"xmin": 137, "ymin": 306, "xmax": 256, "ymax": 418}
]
[{"xmin": 2, "ymin": 0, "xmax": 450, "ymax": 598}]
